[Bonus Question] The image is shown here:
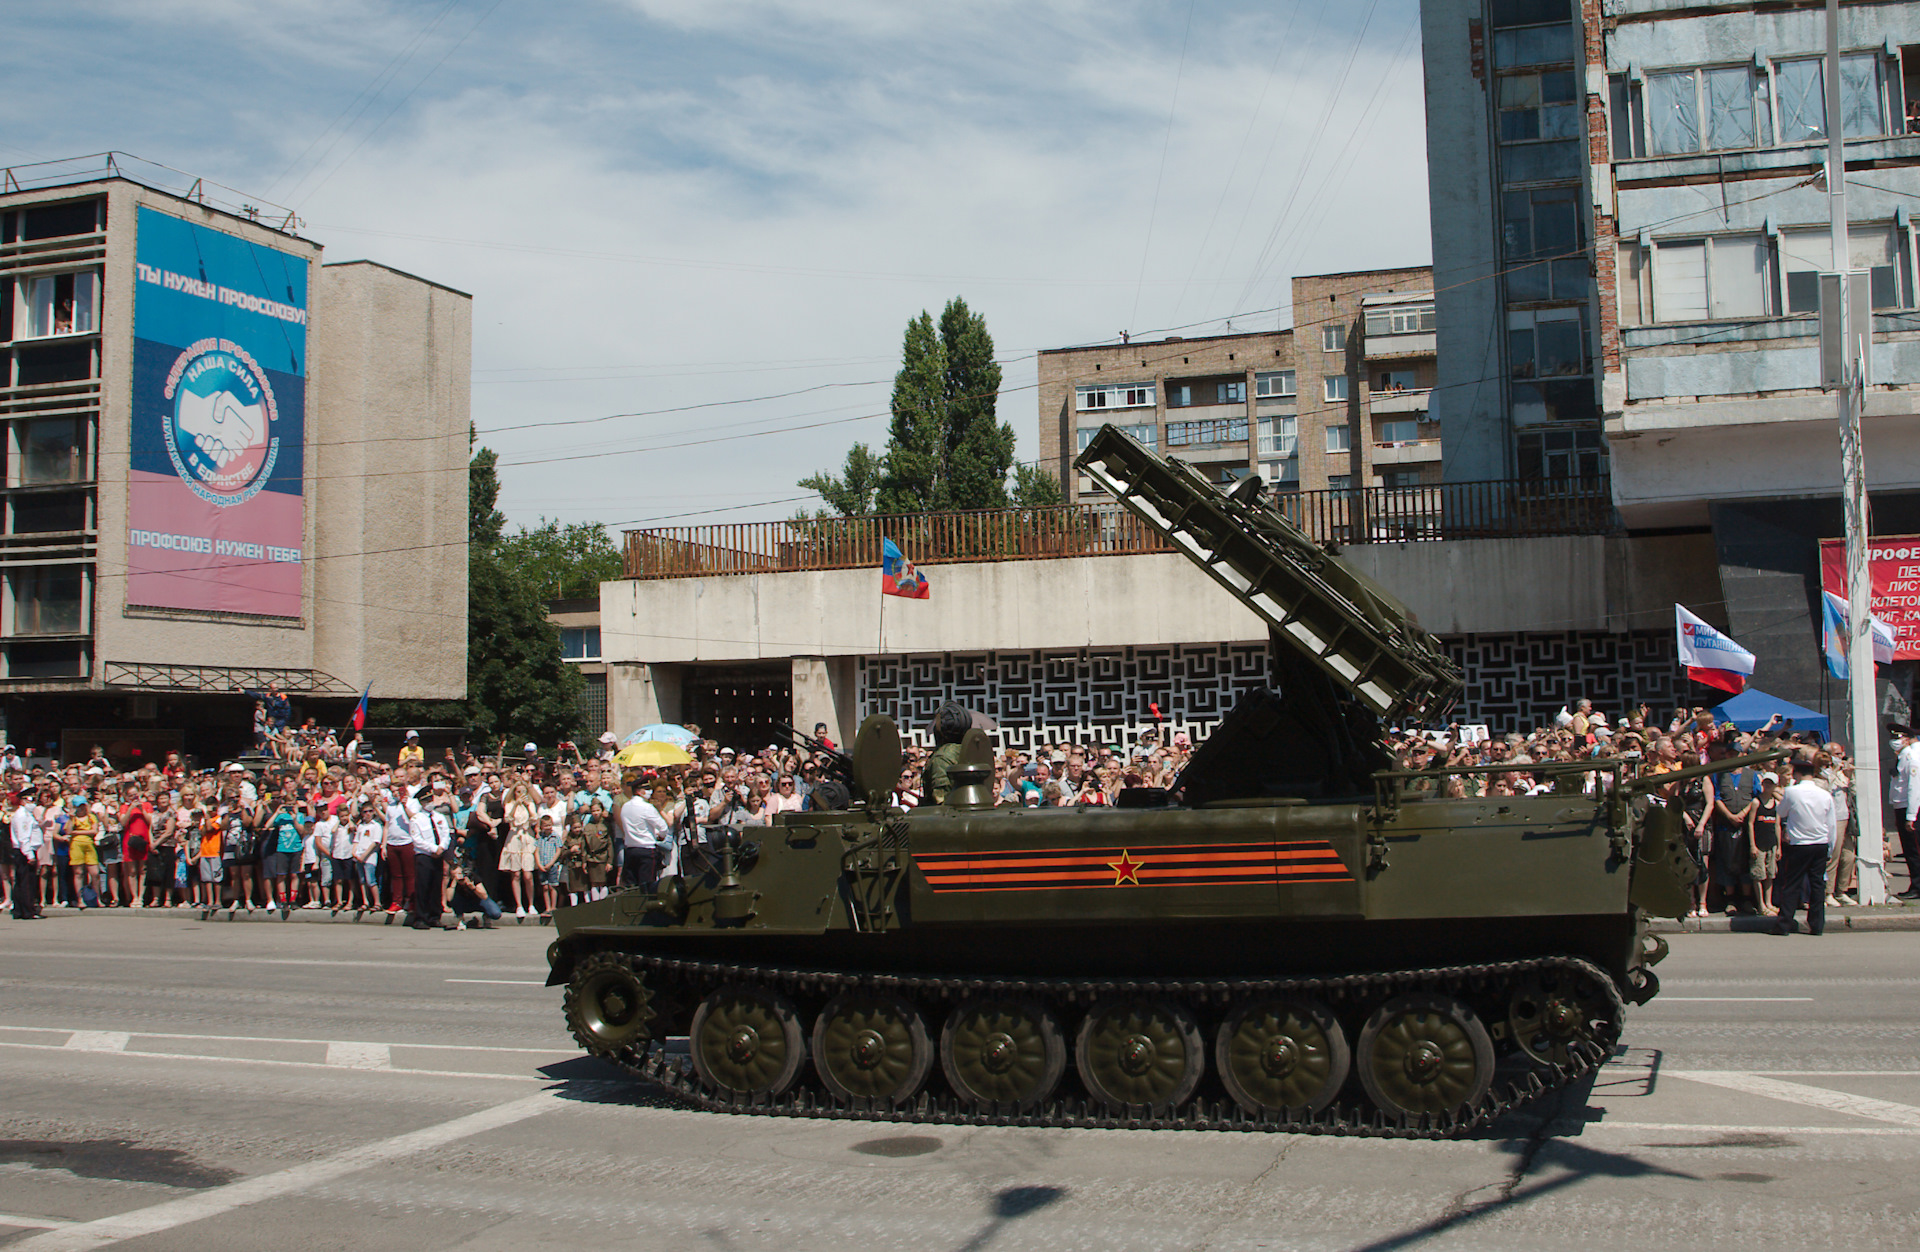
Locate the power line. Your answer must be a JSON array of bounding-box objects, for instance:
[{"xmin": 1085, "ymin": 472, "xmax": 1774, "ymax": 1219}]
[{"xmin": 1128, "ymin": 0, "xmax": 1197, "ymax": 336}]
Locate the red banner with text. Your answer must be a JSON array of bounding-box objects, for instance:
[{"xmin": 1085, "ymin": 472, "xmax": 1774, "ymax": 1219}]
[{"xmin": 1819, "ymin": 536, "xmax": 1920, "ymax": 660}]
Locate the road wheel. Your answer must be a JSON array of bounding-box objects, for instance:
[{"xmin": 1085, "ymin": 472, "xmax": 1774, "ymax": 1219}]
[
  {"xmin": 1507, "ymin": 970, "xmax": 1615, "ymax": 1068},
  {"xmin": 690, "ymin": 984, "xmax": 806, "ymax": 1098},
  {"xmin": 1075, "ymin": 997, "xmax": 1204, "ymax": 1113},
  {"xmin": 1356, "ymin": 993, "xmax": 1494, "ymax": 1121},
  {"xmin": 1216, "ymin": 998, "xmax": 1349, "ymax": 1116},
  {"xmin": 563, "ymin": 951, "xmax": 653, "ymax": 1057},
  {"xmin": 812, "ymin": 992, "xmax": 933, "ymax": 1105},
  {"xmin": 940, "ymin": 998, "xmax": 1065, "ymax": 1111}
]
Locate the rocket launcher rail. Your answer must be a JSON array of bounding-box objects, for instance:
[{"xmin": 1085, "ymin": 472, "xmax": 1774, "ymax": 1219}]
[{"xmin": 1075, "ymin": 424, "xmax": 1463, "ymax": 723}]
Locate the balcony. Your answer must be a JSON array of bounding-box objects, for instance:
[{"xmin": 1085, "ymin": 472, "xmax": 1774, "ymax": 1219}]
[
  {"xmin": 1371, "ymin": 438, "xmax": 1442, "ymax": 465},
  {"xmin": 624, "ymin": 478, "xmax": 1617, "ymax": 578},
  {"xmin": 1364, "ymin": 331, "xmax": 1437, "ymax": 360},
  {"xmin": 1369, "ymin": 387, "xmax": 1431, "ymax": 415}
]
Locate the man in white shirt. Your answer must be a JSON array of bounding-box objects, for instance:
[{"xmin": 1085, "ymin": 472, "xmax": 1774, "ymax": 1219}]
[
  {"xmin": 382, "ymin": 789, "xmax": 416, "ymax": 917},
  {"xmin": 407, "ymin": 791, "xmax": 454, "ymax": 928},
  {"xmin": 1894, "ymin": 725, "xmax": 1920, "ymax": 899},
  {"xmin": 618, "ymin": 783, "xmax": 671, "ymax": 891},
  {"xmin": 1774, "ymin": 760, "xmax": 1836, "ymax": 936},
  {"xmin": 10, "ymin": 796, "xmax": 44, "ymax": 919}
]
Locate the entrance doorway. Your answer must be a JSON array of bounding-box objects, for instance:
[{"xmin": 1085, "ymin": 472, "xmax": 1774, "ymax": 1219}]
[{"xmin": 683, "ymin": 664, "xmax": 792, "ymax": 752}]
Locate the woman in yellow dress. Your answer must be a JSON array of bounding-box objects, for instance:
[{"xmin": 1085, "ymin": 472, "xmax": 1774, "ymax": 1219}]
[{"xmin": 67, "ymin": 798, "xmax": 101, "ymax": 908}]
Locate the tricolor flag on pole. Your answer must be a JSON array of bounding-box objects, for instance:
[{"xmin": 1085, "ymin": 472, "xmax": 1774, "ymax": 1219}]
[
  {"xmin": 350, "ymin": 684, "xmax": 370, "ymax": 732},
  {"xmin": 881, "ymin": 537, "xmax": 929, "ymax": 599},
  {"xmin": 1820, "ymin": 590, "xmax": 1896, "ymax": 680},
  {"xmin": 1676, "ymin": 604, "xmax": 1756, "ymax": 694}
]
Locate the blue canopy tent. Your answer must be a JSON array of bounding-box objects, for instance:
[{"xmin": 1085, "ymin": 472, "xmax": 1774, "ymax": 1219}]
[{"xmin": 1709, "ymin": 689, "xmax": 1829, "ymax": 738}]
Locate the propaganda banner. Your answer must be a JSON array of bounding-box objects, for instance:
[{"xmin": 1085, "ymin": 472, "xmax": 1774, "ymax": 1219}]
[
  {"xmin": 1818, "ymin": 536, "xmax": 1920, "ymax": 661},
  {"xmin": 128, "ymin": 207, "xmax": 307, "ymax": 618}
]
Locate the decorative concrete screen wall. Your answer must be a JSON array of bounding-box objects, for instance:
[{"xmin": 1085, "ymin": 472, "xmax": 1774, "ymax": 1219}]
[{"xmin": 859, "ymin": 629, "xmax": 1679, "ymax": 747}]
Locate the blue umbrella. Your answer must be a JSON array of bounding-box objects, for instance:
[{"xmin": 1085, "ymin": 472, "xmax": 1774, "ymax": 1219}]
[{"xmin": 622, "ymin": 723, "xmax": 699, "ymax": 748}]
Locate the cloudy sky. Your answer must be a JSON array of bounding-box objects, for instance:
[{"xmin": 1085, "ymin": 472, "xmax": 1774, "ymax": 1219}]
[{"xmin": 7, "ymin": 0, "xmax": 1430, "ymax": 531}]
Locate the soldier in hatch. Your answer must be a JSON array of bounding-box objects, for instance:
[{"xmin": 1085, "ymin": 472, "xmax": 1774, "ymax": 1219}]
[{"xmin": 920, "ymin": 702, "xmax": 973, "ymax": 804}]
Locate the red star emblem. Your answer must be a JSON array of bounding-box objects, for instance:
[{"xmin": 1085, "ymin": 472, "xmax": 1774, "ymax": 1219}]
[{"xmin": 1109, "ymin": 849, "xmax": 1144, "ymax": 886}]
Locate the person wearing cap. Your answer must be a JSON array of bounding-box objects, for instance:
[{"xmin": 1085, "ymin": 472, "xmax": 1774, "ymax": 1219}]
[
  {"xmin": 398, "ymin": 731, "xmax": 424, "ymax": 768},
  {"xmin": 1749, "ymin": 771, "xmax": 1783, "ymax": 915},
  {"xmin": 617, "ymin": 776, "xmax": 671, "ymax": 892},
  {"xmin": 1773, "ymin": 760, "xmax": 1836, "ymax": 935},
  {"xmin": 596, "ymin": 731, "xmax": 617, "ymax": 761},
  {"xmin": 10, "ymin": 788, "xmax": 45, "ymax": 919},
  {"xmin": 407, "ymin": 788, "xmax": 453, "ymax": 928}
]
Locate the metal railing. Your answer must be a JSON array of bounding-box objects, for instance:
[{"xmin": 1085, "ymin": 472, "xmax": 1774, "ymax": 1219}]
[{"xmin": 622, "ymin": 478, "xmax": 1615, "ymax": 579}]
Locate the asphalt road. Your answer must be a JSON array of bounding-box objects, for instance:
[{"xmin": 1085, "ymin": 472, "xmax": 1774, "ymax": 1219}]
[{"xmin": 0, "ymin": 910, "xmax": 1916, "ymax": 1250}]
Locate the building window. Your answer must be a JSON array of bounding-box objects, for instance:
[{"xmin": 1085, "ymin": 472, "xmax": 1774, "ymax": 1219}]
[
  {"xmin": 1325, "ymin": 424, "xmax": 1351, "ymax": 454},
  {"xmin": 1497, "ymin": 69, "xmax": 1579, "ymax": 141},
  {"xmin": 1380, "ymin": 419, "xmax": 1421, "ymax": 444},
  {"xmin": 1322, "ymin": 324, "xmax": 1346, "ymax": 352},
  {"xmin": 1257, "ymin": 415, "xmax": 1297, "ymax": 457},
  {"xmin": 1168, "ymin": 384, "xmax": 1192, "ymax": 407},
  {"xmin": 1626, "ymin": 55, "xmax": 1895, "ymax": 154},
  {"xmin": 1255, "ymin": 370, "xmax": 1296, "ymax": 398},
  {"xmin": 559, "ymin": 626, "xmax": 602, "ymax": 661},
  {"xmin": 1363, "ymin": 305, "xmax": 1436, "ymax": 336},
  {"xmin": 1323, "ymin": 375, "xmax": 1348, "ymax": 402},
  {"xmin": 1609, "ymin": 74, "xmax": 1646, "ymax": 159},
  {"xmin": 18, "ymin": 271, "xmax": 99, "ymax": 339},
  {"xmin": 1518, "ymin": 428, "xmax": 1606, "ymax": 480},
  {"xmin": 1075, "ymin": 382, "xmax": 1154, "ymax": 411},
  {"xmin": 1377, "ymin": 369, "xmax": 1418, "ymax": 392},
  {"xmin": 1646, "ymin": 66, "xmax": 1773, "ymax": 155},
  {"xmin": 1216, "ymin": 380, "xmax": 1246, "ymax": 404},
  {"xmin": 1261, "ymin": 459, "xmax": 1300, "ymax": 490},
  {"xmin": 19, "ymin": 418, "xmax": 86, "ymax": 485},
  {"xmin": 1780, "ymin": 225, "xmax": 1913, "ymax": 312},
  {"xmin": 11, "ymin": 566, "xmax": 83, "ymax": 635},
  {"xmin": 1649, "ymin": 235, "xmax": 1771, "ymax": 320},
  {"xmin": 1166, "ymin": 418, "xmax": 1248, "ymax": 447},
  {"xmin": 1507, "ymin": 307, "xmax": 1588, "ymax": 379},
  {"xmin": 1502, "ymin": 186, "xmax": 1587, "ymax": 302},
  {"xmin": 1379, "ymin": 468, "xmax": 1425, "ymax": 488},
  {"xmin": 1079, "ymin": 422, "xmax": 1158, "ymax": 451}
]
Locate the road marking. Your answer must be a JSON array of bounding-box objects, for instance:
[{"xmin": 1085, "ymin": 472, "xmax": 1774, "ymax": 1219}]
[
  {"xmin": 0, "ymin": 1213, "xmax": 74, "ymax": 1230},
  {"xmin": 9, "ymin": 1092, "xmax": 561, "ymax": 1252},
  {"xmin": 325, "ymin": 1042, "xmax": 391, "ymax": 1070},
  {"xmin": 1649, "ymin": 997, "xmax": 1814, "ymax": 1002},
  {"xmin": 0, "ymin": 1040, "xmax": 557, "ymax": 1083},
  {"xmin": 445, "ymin": 978, "xmax": 547, "ymax": 985},
  {"xmin": 1669, "ymin": 1071, "xmax": 1920, "ymax": 1128},
  {"xmin": 1576, "ymin": 1121, "xmax": 1920, "ymax": 1136},
  {"xmin": 61, "ymin": 1032, "xmax": 129, "ymax": 1052},
  {"xmin": 0, "ymin": 1026, "xmax": 561, "ymax": 1056}
]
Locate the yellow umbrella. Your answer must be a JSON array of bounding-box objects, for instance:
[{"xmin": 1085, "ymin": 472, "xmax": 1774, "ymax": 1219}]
[{"xmin": 613, "ymin": 740, "xmax": 693, "ymax": 768}]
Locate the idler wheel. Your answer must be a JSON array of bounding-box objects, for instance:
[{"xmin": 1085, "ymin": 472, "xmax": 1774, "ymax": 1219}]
[
  {"xmin": 811, "ymin": 992, "xmax": 932, "ymax": 1106},
  {"xmin": 939, "ymin": 998, "xmax": 1065, "ymax": 1111},
  {"xmin": 690, "ymin": 984, "xmax": 806, "ymax": 1098},
  {"xmin": 1507, "ymin": 971, "xmax": 1615, "ymax": 1068},
  {"xmin": 1216, "ymin": 998, "xmax": 1349, "ymax": 1116},
  {"xmin": 1075, "ymin": 998, "xmax": 1204, "ymax": 1113},
  {"xmin": 1356, "ymin": 993, "xmax": 1493, "ymax": 1122},
  {"xmin": 563, "ymin": 951, "xmax": 654, "ymax": 1057}
]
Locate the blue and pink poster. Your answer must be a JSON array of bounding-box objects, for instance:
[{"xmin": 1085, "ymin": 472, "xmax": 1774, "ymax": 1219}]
[{"xmin": 129, "ymin": 207, "xmax": 307, "ymax": 618}]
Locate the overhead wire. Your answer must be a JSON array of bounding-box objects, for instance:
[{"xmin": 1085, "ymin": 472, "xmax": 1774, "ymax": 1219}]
[{"xmin": 1128, "ymin": 0, "xmax": 1198, "ymax": 335}]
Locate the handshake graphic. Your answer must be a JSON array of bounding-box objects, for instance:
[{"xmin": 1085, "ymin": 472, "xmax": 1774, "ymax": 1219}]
[{"xmin": 177, "ymin": 388, "xmax": 265, "ymax": 471}]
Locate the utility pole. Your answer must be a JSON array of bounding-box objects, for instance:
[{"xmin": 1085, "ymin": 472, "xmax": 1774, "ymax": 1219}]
[{"xmin": 1827, "ymin": 0, "xmax": 1887, "ymax": 904}]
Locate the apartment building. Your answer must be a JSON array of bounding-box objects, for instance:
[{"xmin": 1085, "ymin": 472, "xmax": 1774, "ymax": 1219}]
[
  {"xmin": 1037, "ymin": 266, "xmax": 1438, "ymax": 503},
  {"xmin": 0, "ymin": 163, "xmax": 470, "ymax": 761},
  {"xmin": 1423, "ymin": 0, "xmax": 1920, "ymax": 708}
]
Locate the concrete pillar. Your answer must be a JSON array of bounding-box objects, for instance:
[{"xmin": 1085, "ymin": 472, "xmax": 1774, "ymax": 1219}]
[
  {"xmin": 607, "ymin": 661, "xmax": 683, "ymax": 734},
  {"xmin": 791, "ymin": 655, "xmax": 858, "ymax": 747}
]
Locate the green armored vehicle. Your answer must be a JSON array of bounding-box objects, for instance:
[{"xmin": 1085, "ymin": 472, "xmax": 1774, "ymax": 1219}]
[{"xmin": 547, "ymin": 424, "xmax": 1756, "ymax": 1136}]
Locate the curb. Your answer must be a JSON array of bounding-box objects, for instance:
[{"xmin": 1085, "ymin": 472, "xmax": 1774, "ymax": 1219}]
[
  {"xmin": 1648, "ymin": 906, "xmax": 1920, "ymax": 934},
  {"xmin": 3, "ymin": 905, "xmax": 554, "ymax": 929}
]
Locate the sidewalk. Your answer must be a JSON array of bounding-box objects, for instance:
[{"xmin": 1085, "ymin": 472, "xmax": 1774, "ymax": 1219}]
[{"xmin": 2, "ymin": 902, "xmax": 553, "ymax": 927}]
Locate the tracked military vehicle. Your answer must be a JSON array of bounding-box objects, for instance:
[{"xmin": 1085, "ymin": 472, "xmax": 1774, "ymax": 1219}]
[{"xmin": 547, "ymin": 424, "xmax": 1764, "ymax": 1137}]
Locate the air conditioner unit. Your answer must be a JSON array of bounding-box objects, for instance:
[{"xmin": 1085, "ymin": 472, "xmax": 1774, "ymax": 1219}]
[{"xmin": 127, "ymin": 695, "xmax": 157, "ymax": 720}]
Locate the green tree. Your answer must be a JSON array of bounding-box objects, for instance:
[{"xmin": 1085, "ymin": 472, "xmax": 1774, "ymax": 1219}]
[
  {"xmin": 468, "ymin": 424, "xmax": 505, "ymax": 546},
  {"xmin": 495, "ymin": 519, "xmax": 623, "ymax": 600},
  {"xmin": 802, "ymin": 297, "xmax": 1023, "ymax": 517},
  {"xmin": 1010, "ymin": 462, "xmax": 1063, "ymax": 509},
  {"xmin": 796, "ymin": 441, "xmax": 884, "ymax": 518}
]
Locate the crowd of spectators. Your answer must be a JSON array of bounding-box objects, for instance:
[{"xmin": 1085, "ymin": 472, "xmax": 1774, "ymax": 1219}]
[{"xmin": 5, "ymin": 697, "xmax": 1911, "ymax": 935}]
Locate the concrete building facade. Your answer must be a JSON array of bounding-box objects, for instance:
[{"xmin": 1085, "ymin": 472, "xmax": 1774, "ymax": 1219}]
[
  {"xmin": 1038, "ymin": 267, "xmax": 1438, "ymax": 504},
  {"xmin": 1422, "ymin": 0, "xmax": 1920, "ymax": 713},
  {"xmin": 0, "ymin": 171, "xmax": 470, "ymax": 762}
]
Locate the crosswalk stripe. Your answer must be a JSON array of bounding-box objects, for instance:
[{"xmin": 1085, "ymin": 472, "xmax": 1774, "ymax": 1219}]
[{"xmin": 1669, "ymin": 1071, "xmax": 1920, "ymax": 1128}]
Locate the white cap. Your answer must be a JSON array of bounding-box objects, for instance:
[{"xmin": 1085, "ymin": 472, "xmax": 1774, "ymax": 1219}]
[
  {"xmin": 84, "ymin": 766, "xmax": 104, "ymax": 776},
  {"xmin": 599, "ymin": 731, "xmax": 617, "ymax": 744},
  {"xmin": 225, "ymin": 762, "xmax": 246, "ymax": 772},
  {"xmin": 524, "ymin": 742, "xmax": 538, "ymax": 753},
  {"xmin": 405, "ymin": 730, "xmax": 419, "ymax": 740},
  {"xmin": 463, "ymin": 764, "xmax": 481, "ymax": 776}
]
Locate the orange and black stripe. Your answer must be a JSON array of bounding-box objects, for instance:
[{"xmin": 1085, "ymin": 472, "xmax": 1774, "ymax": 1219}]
[{"xmin": 912, "ymin": 840, "xmax": 1353, "ymax": 893}]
